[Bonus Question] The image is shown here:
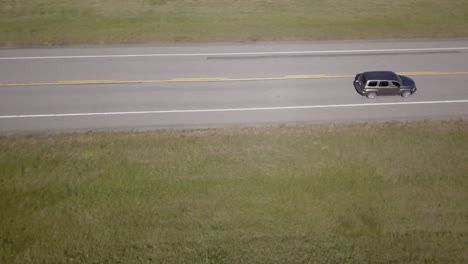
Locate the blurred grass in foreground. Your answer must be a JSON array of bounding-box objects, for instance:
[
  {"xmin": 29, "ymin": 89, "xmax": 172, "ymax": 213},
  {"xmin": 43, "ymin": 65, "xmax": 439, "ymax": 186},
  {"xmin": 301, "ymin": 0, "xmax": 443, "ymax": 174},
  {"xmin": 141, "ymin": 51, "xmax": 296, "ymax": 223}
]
[
  {"xmin": 0, "ymin": 120, "xmax": 467, "ymax": 263},
  {"xmin": 0, "ymin": 0, "xmax": 467, "ymax": 47}
]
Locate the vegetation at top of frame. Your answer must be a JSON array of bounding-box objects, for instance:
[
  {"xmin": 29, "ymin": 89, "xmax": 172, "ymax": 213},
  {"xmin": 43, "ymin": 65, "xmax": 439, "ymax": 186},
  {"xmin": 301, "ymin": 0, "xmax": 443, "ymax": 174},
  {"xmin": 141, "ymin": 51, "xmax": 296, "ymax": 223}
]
[
  {"xmin": 1, "ymin": 120, "xmax": 467, "ymax": 263},
  {"xmin": 0, "ymin": 0, "xmax": 467, "ymax": 47}
]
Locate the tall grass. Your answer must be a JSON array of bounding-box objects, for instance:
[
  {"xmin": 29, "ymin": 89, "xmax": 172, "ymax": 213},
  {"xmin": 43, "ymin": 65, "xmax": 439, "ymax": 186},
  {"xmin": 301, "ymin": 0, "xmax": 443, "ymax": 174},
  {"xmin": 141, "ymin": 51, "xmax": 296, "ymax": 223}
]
[
  {"xmin": 0, "ymin": 0, "xmax": 467, "ymax": 46},
  {"xmin": 1, "ymin": 120, "xmax": 467, "ymax": 263}
]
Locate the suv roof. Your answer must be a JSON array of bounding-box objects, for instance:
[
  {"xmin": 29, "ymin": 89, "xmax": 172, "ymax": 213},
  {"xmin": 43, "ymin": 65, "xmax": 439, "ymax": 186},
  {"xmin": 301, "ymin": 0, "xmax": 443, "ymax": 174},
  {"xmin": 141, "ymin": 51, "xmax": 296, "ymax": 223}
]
[{"xmin": 363, "ymin": 71, "xmax": 400, "ymax": 82}]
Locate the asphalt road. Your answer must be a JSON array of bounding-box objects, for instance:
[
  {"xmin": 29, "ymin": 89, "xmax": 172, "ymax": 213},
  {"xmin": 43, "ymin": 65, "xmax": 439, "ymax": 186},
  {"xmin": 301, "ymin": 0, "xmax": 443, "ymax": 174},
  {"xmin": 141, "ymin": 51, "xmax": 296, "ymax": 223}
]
[{"xmin": 1, "ymin": 39, "xmax": 468, "ymax": 133}]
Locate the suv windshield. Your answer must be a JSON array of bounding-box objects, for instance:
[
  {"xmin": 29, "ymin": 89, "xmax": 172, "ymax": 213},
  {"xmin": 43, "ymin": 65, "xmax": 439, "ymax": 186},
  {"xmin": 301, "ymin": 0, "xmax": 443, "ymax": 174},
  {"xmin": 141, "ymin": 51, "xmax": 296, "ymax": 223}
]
[{"xmin": 396, "ymin": 75, "xmax": 403, "ymax": 83}]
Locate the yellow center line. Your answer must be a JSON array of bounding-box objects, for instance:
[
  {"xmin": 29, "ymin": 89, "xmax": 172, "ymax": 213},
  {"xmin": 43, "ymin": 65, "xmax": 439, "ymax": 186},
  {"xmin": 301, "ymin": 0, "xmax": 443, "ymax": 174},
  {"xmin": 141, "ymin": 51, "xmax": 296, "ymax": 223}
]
[{"xmin": 1, "ymin": 71, "xmax": 468, "ymax": 87}]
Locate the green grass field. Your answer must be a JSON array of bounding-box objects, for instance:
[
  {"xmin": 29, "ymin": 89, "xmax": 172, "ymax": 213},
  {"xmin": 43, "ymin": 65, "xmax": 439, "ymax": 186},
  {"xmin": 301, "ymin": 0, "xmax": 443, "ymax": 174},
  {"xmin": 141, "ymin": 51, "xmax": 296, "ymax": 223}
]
[
  {"xmin": 1, "ymin": 121, "xmax": 467, "ymax": 263},
  {"xmin": 0, "ymin": 0, "xmax": 468, "ymax": 46}
]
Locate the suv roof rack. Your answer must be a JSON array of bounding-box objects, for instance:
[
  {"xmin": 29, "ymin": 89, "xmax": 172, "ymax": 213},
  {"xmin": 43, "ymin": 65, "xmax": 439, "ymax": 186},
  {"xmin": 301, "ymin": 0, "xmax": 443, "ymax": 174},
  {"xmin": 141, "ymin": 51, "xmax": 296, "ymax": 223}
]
[{"xmin": 363, "ymin": 71, "xmax": 400, "ymax": 82}]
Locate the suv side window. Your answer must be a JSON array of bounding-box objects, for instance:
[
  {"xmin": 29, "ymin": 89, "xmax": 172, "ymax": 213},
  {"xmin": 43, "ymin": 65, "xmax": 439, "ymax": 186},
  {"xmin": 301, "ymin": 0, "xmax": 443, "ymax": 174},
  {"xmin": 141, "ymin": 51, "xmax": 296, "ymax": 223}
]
[
  {"xmin": 391, "ymin": 81, "xmax": 400, "ymax": 87},
  {"xmin": 379, "ymin": 81, "xmax": 389, "ymax": 87},
  {"xmin": 367, "ymin": 81, "xmax": 378, "ymax": 87}
]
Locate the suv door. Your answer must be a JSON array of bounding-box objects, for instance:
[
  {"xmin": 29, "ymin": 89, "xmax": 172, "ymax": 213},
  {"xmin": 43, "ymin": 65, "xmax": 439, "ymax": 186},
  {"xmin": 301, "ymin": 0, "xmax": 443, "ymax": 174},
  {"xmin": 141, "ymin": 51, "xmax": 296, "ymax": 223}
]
[
  {"xmin": 365, "ymin": 81, "xmax": 379, "ymax": 92},
  {"xmin": 378, "ymin": 81, "xmax": 399, "ymax": 95}
]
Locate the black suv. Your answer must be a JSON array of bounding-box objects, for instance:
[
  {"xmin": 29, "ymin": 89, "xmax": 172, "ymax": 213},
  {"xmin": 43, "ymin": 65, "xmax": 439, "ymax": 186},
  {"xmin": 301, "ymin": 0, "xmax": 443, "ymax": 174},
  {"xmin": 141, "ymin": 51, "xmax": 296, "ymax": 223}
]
[{"xmin": 354, "ymin": 71, "xmax": 417, "ymax": 99}]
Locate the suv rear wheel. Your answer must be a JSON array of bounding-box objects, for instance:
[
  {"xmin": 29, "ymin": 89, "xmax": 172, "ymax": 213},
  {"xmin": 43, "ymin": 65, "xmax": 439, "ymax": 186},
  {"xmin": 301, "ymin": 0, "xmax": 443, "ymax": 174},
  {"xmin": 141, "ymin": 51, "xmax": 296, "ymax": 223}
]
[{"xmin": 366, "ymin": 92, "xmax": 377, "ymax": 99}]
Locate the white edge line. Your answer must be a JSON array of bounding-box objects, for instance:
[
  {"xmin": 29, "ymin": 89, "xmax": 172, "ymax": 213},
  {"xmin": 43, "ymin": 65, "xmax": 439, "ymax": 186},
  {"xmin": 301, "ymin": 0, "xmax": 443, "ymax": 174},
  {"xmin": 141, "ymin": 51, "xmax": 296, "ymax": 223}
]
[
  {"xmin": 1, "ymin": 100, "xmax": 468, "ymax": 119},
  {"xmin": 1, "ymin": 47, "xmax": 468, "ymax": 60}
]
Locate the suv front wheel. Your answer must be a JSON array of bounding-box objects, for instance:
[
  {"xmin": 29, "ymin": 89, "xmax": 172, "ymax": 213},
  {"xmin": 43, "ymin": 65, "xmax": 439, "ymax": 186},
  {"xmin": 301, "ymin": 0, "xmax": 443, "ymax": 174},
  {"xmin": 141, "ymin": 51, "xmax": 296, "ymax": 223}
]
[{"xmin": 401, "ymin": 91, "xmax": 412, "ymax": 98}]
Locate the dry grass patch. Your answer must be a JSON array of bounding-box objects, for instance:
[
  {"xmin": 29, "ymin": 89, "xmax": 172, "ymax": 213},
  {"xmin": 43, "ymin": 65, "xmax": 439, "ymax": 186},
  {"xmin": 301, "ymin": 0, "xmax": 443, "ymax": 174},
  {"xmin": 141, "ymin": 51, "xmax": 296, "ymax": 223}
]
[
  {"xmin": 0, "ymin": 0, "xmax": 467, "ymax": 46},
  {"xmin": 0, "ymin": 120, "xmax": 467, "ymax": 263}
]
